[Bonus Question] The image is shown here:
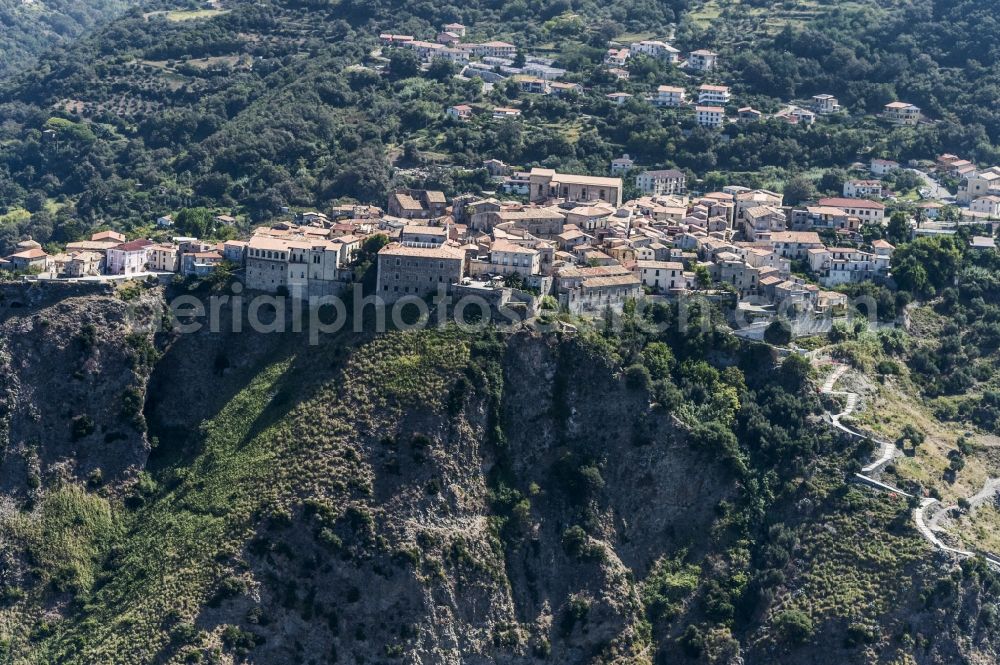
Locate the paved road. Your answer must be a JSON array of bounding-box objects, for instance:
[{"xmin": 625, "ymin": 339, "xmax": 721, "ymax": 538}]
[{"xmin": 907, "ymin": 168, "xmax": 952, "ymax": 201}]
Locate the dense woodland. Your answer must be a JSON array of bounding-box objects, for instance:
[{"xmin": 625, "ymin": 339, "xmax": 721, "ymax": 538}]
[
  {"xmin": 0, "ymin": 0, "xmax": 137, "ymax": 77},
  {"xmin": 0, "ymin": 0, "xmax": 997, "ymax": 255}
]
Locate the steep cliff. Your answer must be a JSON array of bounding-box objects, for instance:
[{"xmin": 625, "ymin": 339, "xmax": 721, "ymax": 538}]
[
  {"xmin": 0, "ymin": 282, "xmax": 160, "ymax": 496},
  {"xmin": 0, "ymin": 287, "xmax": 997, "ymax": 664}
]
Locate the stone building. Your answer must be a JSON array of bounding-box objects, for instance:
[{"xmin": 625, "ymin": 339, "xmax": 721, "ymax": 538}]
[{"xmin": 376, "ymin": 243, "xmax": 466, "ymax": 303}]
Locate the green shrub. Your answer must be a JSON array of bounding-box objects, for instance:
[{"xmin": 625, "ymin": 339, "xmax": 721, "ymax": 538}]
[
  {"xmin": 678, "ymin": 624, "xmax": 704, "ymax": 658},
  {"xmin": 561, "ymin": 526, "xmax": 604, "ymax": 561},
  {"xmin": 220, "ymin": 625, "xmax": 260, "ymax": 657},
  {"xmin": 845, "ymin": 622, "xmax": 878, "ymax": 646},
  {"xmin": 773, "ymin": 609, "xmax": 814, "ymax": 644},
  {"xmin": 624, "ymin": 363, "xmax": 652, "ymax": 392},
  {"xmin": 71, "ymin": 415, "xmax": 95, "ymax": 441},
  {"xmin": 560, "ymin": 595, "xmax": 591, "ymax": 636},
  {"xmin": 764, "ymin": 319, "xmax": 793, "ymax": 346},
  {"xmin": 75, "ymin": 324, "xmax": 98, "ymax": 353},
  {"xmin": 642, "ymin": 555, "xmax": 700, "ymax": 622}
]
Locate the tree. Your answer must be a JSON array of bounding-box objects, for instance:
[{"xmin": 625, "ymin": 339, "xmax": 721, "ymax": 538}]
[
  {"xmin": 693, "ymin": 264, "xmax": 712, "ymax": 289},
  {"xmin": 426, "ymin": 58, "xmax": 456, "ymax": 81},
  {"xmin": 388, "ymin": 49, "xmax": 421, "ymax": 79},
  {"xmin": 900, "ymin": 423, "xmax": 925, "ymax": 449},
  {"xmin": 355, "ymin": 233, "xmax": 390, "ymax": 264},
  {"xmin": 641, "ymin": 342, "xmax": 675, "ymax": 380},
  {"xmin": 690, "ymin": 421, "xmax": 746, "ymax": 476},
  {"xmin": 325, "ymin": 145, "xmax": 390, "ymax": 202},
  {"xmin": 886, "ymin": 168, "xmax": 924, "ymax": 193},
  {"xmin": 764, "ymin": 318, "xmax": 793, "ymax": 346},
  {"xmin": 818, "ymin": 169, "xmax": 847, "ymax": 195},
  {"xmin": 24, "ymin": 190, "xmax": 47, "ymax": 213},
  {"xmin": 892, "ymin": 236, "xmax": 962, "ymax": 298},
  {"xmin": 783, "ymin": 176, "xmax": 817, "ymax": 206},
  {"xmin": 174, "ymin": 208, "xmax": 214, "ymax": 237},
  {"xmin": 503, "ymin": 272, "xmax": 524, "ymax": 290},
  {"xmin": 886, "ymin": 211, "xmax": 910, "ymax": 245},
  {"xmin": 780, "ymin": 353, "xmax": 812, "ymax": 388},
  {"xmin": 624, "ymin": 364, "xmax": 652, "ymax": 392},
  {"xmin": 401, "ymin": 142, "xmax": 421, "ymax": 165}
]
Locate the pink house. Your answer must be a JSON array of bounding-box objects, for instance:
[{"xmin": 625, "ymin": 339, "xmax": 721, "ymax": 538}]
[{"xmin": 106, "ymin": 239, "xmax": 154, "ymax": 275}]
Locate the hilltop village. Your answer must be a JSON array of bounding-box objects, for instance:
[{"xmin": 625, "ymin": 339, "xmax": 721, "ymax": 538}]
[
  {"xmin": 4, "ymin": 151, "xmax": 997, "ymax": 327},
  {"xmin": 3, "ymin": 22, "xmax": 1000, "ymax": 326}
]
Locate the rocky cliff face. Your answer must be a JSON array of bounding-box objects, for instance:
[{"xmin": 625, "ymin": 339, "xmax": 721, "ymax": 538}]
[
  {"xmin": 0, "ymin": 282, "xmax": 162, "ymax": 644},
  {"xmin": 1, "ymin": 288, "xmax": 999, "ymax": 665},
  {"xmin": 0, "ymin": 283, "xmax": 160, "ymax": 498},
  {"xmin": 133, "ymin": 327, "xmax": 733, "ymax": 665}
]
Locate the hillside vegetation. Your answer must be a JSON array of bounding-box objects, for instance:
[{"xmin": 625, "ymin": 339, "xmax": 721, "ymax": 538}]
[
  {"xmin": 0, "ymin": 283, "xmax": 997, "ymax": 663},
  {"xmin": 0, "ymin": 0, "xmax": 137, "ymax": 78}
]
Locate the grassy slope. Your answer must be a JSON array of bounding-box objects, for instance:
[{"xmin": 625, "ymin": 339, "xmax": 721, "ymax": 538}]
[
  {"xmin": 821, "ymin": 306, "xmax": 1000, "ymax": 554},
  {"xmin": 20, "ymin": 329, "xmax": 470, "ymax": 662}
]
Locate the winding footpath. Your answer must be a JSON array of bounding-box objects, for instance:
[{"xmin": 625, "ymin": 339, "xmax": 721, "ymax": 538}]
[
  {"xmin": 817, "ymin": 360, "xmax": 1000, "ymax": 567},
  {"xmin": 821, "ymin": 363, "xmax": 899, "ymax": 475}
]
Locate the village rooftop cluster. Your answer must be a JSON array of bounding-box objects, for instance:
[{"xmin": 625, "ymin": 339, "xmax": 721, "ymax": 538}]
[{"xmin": 7, "ymin": 152, "xmax": 997, "ymax": 329}]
